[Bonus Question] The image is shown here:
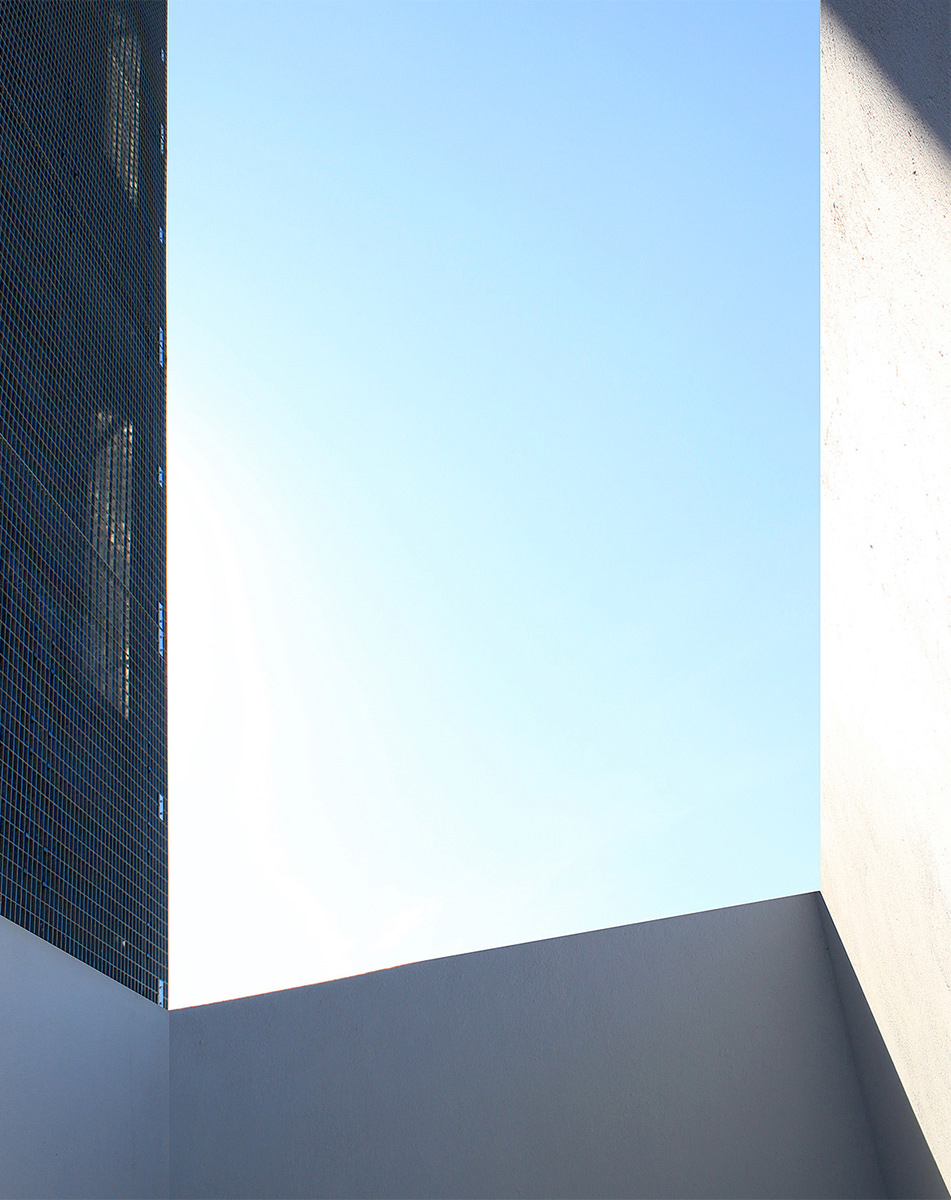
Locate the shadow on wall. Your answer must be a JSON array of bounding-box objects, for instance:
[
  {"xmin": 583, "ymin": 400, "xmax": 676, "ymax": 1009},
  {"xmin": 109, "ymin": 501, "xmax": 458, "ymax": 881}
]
[
  {"xmin": 824, "ymin": 0, "xmax": 951, "ymax": 152},
  {"xmin": 818, "ymin": 897, "xmax": 949, "ymax": 1199},
  {"xmin": 169, "ymin": 894, "xmax": 931, "ymax": 1200}
]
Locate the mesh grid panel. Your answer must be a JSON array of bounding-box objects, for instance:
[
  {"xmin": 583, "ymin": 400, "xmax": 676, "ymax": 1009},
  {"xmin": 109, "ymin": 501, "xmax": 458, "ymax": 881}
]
[{"xmin": 0, "ymin": 2, "xmax": 167, "ymax": 1004}]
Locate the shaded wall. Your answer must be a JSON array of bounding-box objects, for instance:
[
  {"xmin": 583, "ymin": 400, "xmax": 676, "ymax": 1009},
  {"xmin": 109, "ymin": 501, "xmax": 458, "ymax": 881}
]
[
  {"xmin": 171, "ymin": 893, "xmax": 883, "ymax": 1199},
  {"xmin": 820, "ymin": 0, "xmax": 951, "ymax": 1183},
  {"xmin": 0, "ymin": 915, "xmax": 169, "ymax": 1199},
  {"xmin": 819, "ymin": 898, "xmax": 949, "ymax": 1198}
]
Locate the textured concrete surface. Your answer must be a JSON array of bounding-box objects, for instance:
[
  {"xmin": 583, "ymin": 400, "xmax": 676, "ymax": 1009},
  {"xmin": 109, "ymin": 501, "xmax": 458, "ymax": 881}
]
[
  {"xmin": 0, "ymin": 915, "xmax": 169, "ymax": 1199},
  {"xmin": 171, "ymin": 894, "xmax": 884, "ymax": 1199},
  {"xmin": 820, "ymin": 0, "xmax": 951, "ymax": 1185}
]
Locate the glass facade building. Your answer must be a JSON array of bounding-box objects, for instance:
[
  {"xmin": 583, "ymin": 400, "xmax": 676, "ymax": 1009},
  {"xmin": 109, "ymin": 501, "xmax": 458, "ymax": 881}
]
[{"xmin": 0, "ymin": 3, "xmax": 167, "ymax": 1004}]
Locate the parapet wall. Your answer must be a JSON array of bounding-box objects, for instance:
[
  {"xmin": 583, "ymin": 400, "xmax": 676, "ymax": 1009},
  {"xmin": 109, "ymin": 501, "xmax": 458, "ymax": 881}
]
[
  {"xmin": 3, "ymin": 892, "xmax": 940, "ymax": 1197},
  {"xmin": 0, "ymin": 915, "xmax": 169, "ymax": 1200},
  {"xmin": 170, "ymin": 894, "xmax": 883, "ymax": 1199}
]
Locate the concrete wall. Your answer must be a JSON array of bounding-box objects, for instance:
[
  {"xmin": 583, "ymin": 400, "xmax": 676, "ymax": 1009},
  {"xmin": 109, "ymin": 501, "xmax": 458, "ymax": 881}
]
[
  {"xmin": 820, "ymin": 0, "xmax": 951, "ymax": 1184},
  {"xmin": 0, "ymin": 915, "xmax": 169, "ymax": 1199},
  {"xmin": 171, "ymin": 893, "xmax": 884, "ymax": 1199},
  {"xmin": 819, "ymin": 898, "xmax": 948, "ymax": 1198}
]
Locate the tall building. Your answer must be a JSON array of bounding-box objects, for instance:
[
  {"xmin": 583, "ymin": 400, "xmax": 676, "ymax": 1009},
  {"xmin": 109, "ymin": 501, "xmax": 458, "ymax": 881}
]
[
  {"xmin": 0, "ymin": 2, "xmax": 948, "ymax": 1196},
  {"xmin": 0, "ymin": 2, "xmax": 167, "ymax": 1004}
]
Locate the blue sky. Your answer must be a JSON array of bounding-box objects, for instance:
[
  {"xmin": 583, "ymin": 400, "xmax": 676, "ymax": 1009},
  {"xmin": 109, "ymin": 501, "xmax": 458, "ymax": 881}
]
[{"xmin": 166, "ymin": 1, "xmax": 817, "ymax": 1008}]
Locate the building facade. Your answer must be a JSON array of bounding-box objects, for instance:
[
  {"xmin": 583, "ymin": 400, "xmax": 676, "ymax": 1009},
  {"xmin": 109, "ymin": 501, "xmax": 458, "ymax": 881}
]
[
  {"xmin": 0, "ymin": 2, "xmax": 167, "ymax": 1004},
  {"xmin": 0, "ymin": 1, "xmax": 948, "ymax": 1196}
]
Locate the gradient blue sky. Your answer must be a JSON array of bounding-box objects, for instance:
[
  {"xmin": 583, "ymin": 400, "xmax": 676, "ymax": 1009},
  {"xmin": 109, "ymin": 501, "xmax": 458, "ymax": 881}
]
[{"xmin": 167, "ymin": 1, "xmax": 817, "ymax": 1008}]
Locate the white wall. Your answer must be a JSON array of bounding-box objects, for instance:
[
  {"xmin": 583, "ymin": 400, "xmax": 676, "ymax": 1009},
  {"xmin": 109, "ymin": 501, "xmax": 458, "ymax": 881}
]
[
  {"xmin": 0, "ymin": 915, "xmax": 169, "ymax": 1200},
  {"xmin": 820, "ymin": 0, "xmax": 951, "ymax": 1183},
  {"xmin": 171, "ymin": 894, "xmax": 884, "ymax": 1200}
]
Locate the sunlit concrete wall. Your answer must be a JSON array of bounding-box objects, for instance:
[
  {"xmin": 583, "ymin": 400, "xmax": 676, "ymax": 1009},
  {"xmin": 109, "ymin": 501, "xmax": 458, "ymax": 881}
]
[
  {"xmin": 820, "ymin": 0, "xmax": 951, "ymax": 1184},
  {"xmin": 0, "ymin": 915, "xmax": 170, "ymax": 1200},
  {"xmin": 170, "ymin": 894, "xmax": 884, "ymax": 1200}
]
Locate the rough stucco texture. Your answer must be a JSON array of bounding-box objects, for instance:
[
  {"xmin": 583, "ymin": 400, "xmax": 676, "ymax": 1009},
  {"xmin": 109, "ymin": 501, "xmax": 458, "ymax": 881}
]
[
  {"xmin": 0, "ymin": 915, "xmax": 169, "ymax": 1199},
  {"xmin": 170, "ymin": 893, "xmax": 884, "ymax": 1200},
  {"xmin": 820, "ymin": 0, "xmax": 951, "ymax": 1183}
]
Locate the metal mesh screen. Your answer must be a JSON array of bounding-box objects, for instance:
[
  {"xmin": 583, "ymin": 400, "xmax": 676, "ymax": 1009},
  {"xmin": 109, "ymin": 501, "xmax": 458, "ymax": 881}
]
[{"xmin": 0, "ymin": 1, "xmax": 167, "ymax": 1004}]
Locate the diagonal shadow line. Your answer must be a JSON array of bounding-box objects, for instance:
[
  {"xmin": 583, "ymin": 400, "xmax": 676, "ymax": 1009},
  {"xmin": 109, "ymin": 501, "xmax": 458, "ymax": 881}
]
[
  {"xmin": 824, "ymin": 0, "xmax": 951, "ymax": 154},
  {"xmin": 818, "ymin": 895, "xmax": 949, "ymax": 1199}
]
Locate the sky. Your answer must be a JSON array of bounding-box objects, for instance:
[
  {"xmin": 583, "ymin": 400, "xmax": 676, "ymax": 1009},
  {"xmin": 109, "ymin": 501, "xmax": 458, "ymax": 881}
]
[{"xmin": 166, "ymin": 0, "xmax": 818, "ymax": 1009}]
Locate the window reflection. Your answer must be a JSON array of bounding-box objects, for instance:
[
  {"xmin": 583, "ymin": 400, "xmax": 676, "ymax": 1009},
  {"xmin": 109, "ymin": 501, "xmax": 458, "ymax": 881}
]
[
  {"xmin": 106, "ymin": 6, "xmax": 140, "ymax": 205},
  {"xmin": 87, "ymin": 410, "xmax": 133, "ymax": 717}
]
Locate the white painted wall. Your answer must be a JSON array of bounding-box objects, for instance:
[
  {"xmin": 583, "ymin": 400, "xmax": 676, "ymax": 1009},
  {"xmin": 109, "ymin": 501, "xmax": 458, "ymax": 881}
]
[
  {"xmin": 820, "ymin": 0, "xmax": 951, "ymax": 1183},
  {"xmin": 171, "ymin": 895, "xmax": 884, "ymax": 1200},
  {"xmin": 0, "ymin": 915, "xmax": 170, "ymax": 1200}
]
